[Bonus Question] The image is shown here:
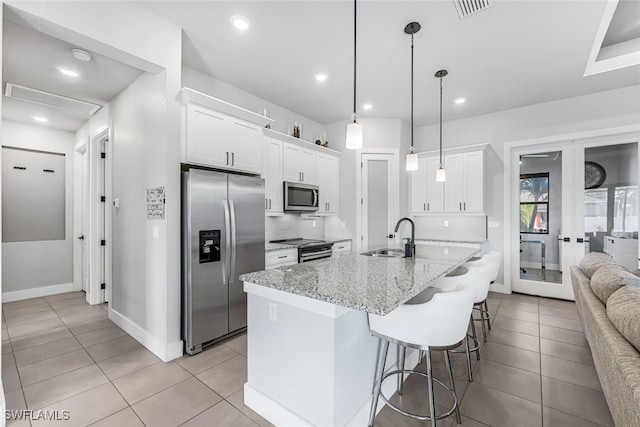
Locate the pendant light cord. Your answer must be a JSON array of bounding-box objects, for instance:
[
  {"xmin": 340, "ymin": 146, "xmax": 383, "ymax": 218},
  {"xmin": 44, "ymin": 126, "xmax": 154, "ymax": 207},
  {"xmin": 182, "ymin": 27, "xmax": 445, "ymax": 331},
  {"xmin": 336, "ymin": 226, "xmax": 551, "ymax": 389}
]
[
  {"xmin": 439, "ymin": 76, "xmax": 443, "ymax": 168},
  {"xmin": 352, "ymin": 0, "xmax": 357, "ymax": 123},
  {"xmin": 410, "ymin": 32, "xmax": 414, "ymax": 152}
]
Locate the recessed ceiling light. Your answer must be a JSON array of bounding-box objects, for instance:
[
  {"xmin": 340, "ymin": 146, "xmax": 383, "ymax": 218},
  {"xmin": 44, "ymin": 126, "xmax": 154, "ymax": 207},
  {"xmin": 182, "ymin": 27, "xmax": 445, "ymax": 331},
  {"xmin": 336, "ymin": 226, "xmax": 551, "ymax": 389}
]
[
  {"xmin": 454, "ymin": 98, "xmax": 466, "ymax": 104},
  {"xmin": 58, "ymin": 68, "xmax": 81, "ymax": 77},
  {"xmin": 231, "ymin": 15, "xmax": 250, "ymax": 31},
  {"xmin": 72, "ymin": 48, "xmax": 92, "ymax": 62},
  {"xmin": 32, "ymin": 116, "xmax": 48, "ymax": 123},
  {"xmin": 314, "ymin": 73, "xmax": 328, "ymax": 82},
  {"xmin": 363, "ymin": 103, "xmax": 373, "ymax": 110}
]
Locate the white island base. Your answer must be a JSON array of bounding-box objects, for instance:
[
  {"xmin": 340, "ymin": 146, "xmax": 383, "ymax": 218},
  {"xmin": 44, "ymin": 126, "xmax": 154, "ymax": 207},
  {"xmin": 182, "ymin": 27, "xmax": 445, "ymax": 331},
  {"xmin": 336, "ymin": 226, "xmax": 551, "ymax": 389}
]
[{"xmin": 243, "ymin": 282, "xmax": 421, "ymax": 427}]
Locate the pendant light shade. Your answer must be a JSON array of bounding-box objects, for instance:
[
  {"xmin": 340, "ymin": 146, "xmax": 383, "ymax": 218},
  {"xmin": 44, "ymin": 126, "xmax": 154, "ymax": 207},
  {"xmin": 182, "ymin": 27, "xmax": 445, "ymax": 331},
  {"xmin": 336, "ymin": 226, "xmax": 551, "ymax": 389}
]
[
  {"xmin": 405, "ymin": 22, "xmax": 421, "ymax": 171},
  {"xmin": 346, "ymin": 0, "xmax": 362, "ymax": 150},
  {"xmin": 435, "ymin": 69, "xmax": 448, "ymax": 182},
  {"xmin": 346, "ymin": 119, "xmax": 363, "ymax": 149}
]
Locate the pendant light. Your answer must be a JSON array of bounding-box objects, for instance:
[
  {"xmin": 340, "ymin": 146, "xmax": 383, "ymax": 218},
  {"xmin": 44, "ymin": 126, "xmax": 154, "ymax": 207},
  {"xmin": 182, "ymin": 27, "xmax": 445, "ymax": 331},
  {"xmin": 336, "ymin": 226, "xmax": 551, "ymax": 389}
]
[
  {"xmin": 404, "ymin": 22, "xmax": 421, "ymax": 171},
  {"xmin": 345, "ymin": 0, "xmax": 363, "ymax": 149},
  {"xmin": 435, "ymin": 69, "xmax": 448, "ymax": 182}
]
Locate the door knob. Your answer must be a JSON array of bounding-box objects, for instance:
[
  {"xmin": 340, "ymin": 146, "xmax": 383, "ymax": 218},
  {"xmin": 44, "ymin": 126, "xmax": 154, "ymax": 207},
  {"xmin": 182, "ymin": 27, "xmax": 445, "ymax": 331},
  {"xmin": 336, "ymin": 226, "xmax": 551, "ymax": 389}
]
[{"xmin": 78, "ymin": 235, "xmax": 85, "ymax": 240}]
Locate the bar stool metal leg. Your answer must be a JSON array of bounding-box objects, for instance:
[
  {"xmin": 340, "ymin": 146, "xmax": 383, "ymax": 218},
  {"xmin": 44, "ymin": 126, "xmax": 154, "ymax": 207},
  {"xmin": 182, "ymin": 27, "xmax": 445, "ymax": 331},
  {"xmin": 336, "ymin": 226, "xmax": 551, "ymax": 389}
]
[
  {"xmin": 444, "ymin": 350, "xmax": 462, "ymax": 425},
  {"xmin": 398, "ymin": 345, "xmax": 406, "ymax": 396},
  {"xmin": 425, "ymin": 349, "xmax": 437, "ymax": 427},
  {"xmin": 479, "ymin": 303, "xmax": 488, "ymax": 342},
  {"xmin": 464, "ymin": 335, "xmax": 473, "ymax": 382},
  {"xmin": 470, "ymin": 314, "xmax": 480, "ymax": 361},
  {"xmin": 484, "ymin": 300, "xmax": 492, "ymax": 330},
  {"xmin": 368, "ymin": 340, "xmax": 389, "ymax": 427}
]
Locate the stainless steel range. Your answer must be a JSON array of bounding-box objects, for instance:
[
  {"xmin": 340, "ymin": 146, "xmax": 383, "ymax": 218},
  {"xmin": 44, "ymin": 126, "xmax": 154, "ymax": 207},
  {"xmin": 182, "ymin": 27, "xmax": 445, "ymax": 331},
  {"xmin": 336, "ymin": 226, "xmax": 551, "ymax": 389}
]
[{"xmin": 270, "ymin": 238, "xmax": 334, "ymax": 263}]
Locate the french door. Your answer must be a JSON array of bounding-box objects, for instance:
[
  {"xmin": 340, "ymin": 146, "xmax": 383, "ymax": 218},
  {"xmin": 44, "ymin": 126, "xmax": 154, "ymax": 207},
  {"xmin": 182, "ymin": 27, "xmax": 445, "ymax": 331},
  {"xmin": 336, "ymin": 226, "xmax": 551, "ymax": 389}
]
[{"xmin": 509, "ymin": 136, "xmax": 639, "ymax": 299}]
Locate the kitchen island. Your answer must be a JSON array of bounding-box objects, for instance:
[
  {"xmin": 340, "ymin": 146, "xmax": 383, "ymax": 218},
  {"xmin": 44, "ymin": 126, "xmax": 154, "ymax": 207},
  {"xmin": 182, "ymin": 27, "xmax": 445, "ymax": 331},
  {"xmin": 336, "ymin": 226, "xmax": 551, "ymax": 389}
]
[{"xmin": 240, "ymin": 245, "xmax": 478, "ymax": 427}]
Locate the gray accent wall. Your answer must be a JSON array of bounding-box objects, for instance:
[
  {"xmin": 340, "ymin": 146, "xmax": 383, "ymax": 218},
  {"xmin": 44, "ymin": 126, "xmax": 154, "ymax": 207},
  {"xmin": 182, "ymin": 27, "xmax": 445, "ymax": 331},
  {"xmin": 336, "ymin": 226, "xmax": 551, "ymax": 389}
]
[{"xmin": 1, "ymin": 120, "xmax": 74, "ymax": 293}]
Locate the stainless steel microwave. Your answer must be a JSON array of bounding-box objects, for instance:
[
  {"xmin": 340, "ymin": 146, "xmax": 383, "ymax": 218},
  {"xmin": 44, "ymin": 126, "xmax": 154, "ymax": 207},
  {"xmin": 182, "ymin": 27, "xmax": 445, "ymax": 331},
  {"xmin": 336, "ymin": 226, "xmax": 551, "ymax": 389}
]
[{"xmin": 284, "ymin": 182, "xmax": 319, "ymax": 212}]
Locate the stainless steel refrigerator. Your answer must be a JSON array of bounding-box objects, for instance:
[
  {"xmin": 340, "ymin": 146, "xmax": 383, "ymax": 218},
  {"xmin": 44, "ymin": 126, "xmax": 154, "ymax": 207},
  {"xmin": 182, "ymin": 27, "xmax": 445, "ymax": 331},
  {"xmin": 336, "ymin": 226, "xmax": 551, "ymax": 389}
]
[{"xmin": 182, "ymin": 167, "xmax": 265, "ymax": 355}]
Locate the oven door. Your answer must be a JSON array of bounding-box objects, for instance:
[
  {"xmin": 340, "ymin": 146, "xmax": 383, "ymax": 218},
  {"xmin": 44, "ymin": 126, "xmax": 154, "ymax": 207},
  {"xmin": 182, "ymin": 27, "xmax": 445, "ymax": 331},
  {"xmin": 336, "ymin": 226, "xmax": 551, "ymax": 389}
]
[
  {"xmin": 284, "ymin": 182, "xmax": 319, "ymax": 212},
  {"xmin": 299, "ymin": 247, "xmax": 333, "ymax": 263}
]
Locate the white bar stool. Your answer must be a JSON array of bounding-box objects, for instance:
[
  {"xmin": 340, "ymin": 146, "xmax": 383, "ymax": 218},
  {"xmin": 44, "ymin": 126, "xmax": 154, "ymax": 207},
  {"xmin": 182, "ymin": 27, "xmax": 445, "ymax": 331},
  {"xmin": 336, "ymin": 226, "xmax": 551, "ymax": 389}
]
[
  {"xmin": 466, "ymin": 262, "xmax": 493, "ymax": 343},
  {"xmin": 473, "ymin": 251, "xmax": 503, "ymax": 335},
  {"xmin": 367, "ymin": 282, "xmax": 475, "ymax": 427}
]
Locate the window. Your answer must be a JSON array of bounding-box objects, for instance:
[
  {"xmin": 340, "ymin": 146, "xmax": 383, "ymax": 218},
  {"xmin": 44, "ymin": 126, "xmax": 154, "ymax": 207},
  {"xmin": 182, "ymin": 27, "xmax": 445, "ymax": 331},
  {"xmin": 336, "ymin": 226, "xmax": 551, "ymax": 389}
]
[
  {"xmin": 520, "ymin": 173, "xmax": 549, "ymax": 234},
  {"xmin": 584, "ymin": 188, "xmax": 608, "ymax": 233}
]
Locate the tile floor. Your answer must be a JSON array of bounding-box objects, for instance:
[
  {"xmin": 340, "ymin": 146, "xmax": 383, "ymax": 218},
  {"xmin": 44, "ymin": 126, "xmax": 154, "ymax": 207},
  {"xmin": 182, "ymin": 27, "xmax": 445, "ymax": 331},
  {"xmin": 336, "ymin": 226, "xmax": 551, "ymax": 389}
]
[{"xmin": 1, "ymin": 291, "xmax": 614, "ymax": 427}]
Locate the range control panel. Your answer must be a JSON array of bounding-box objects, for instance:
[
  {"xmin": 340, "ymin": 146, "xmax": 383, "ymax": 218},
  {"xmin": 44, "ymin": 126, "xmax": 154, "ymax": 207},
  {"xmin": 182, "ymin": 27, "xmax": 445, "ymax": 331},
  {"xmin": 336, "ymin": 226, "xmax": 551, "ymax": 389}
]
[{"xmin": 199, "ymin": 230, "xmax": 220, "ymax": 263}]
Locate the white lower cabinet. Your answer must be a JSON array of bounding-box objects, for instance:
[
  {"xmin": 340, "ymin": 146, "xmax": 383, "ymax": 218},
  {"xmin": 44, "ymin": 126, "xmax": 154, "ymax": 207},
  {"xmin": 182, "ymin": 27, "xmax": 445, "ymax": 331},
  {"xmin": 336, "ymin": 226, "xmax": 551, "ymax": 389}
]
[
  {"xmin": 332, "ymin": 241, "xmax": 352, "ymax": 256},
  {"xmin": 265, "ymin": 249, "xmax": 298, "ymax": 269}
]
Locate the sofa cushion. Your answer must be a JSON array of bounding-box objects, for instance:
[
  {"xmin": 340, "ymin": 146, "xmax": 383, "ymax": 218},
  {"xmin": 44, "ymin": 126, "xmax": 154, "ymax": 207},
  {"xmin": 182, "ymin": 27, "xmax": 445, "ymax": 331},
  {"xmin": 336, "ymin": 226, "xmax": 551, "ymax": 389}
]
[
  {"xmin": 607, "ymin": 286, "xmax": 640, "ymax": 353},
  {"xmin": 579, "ymin": 252, "xmax": 616, "ymax": 279},
  {"xmin": 590, "ymin": 264, "xmax": 640, "ymax": 304}
]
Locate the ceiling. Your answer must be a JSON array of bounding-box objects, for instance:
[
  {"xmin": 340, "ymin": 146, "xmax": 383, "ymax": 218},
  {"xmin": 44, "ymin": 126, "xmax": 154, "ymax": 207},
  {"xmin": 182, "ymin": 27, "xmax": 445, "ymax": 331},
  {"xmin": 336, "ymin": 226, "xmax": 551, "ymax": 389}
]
[
  {"xmin": 602, "ymin": 0, "xmax": 640, "ymax": 47},
  {"xmin": 2, "ymin": 19, "xmax": 143, "ymax": 132},
  {"xmin": 142, "ymin": 0, "xmax": 640, "ymax": 127}
]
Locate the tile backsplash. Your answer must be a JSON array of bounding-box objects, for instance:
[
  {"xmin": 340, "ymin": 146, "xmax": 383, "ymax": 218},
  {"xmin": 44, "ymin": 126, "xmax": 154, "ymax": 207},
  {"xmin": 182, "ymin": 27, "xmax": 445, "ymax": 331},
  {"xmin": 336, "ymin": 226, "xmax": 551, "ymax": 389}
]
[
  {"xmin": 266, "ymin": 214, "xmax": 325, "ymax": 241},
  {"xmin": 411, "ymin": 215, "xmax": 488, "ymax": 241}
]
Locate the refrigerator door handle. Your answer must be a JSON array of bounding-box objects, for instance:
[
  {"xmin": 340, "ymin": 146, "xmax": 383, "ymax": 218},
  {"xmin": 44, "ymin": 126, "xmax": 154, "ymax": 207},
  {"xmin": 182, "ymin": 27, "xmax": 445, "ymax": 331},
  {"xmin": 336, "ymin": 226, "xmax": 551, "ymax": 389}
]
[
  {"xmin": 223, "ymin": 199, "xmax": 231, "ymax": 285},
  {"xmin": 229, "ymin": 199, "xmax": 237, "ymax": 286}
]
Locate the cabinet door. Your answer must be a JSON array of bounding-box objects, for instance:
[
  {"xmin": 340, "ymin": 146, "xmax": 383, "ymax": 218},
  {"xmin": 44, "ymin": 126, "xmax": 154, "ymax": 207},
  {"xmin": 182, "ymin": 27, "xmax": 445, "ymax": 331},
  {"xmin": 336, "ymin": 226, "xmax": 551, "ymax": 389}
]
[
  {"xmin": 230, "ymin": 119, "xmax": 262, "ymax": 174},
  {"xmin": 316, "ymin": 153, "xmax": 338, "ymax": 213},
  {"xmin": 283, "ymin": 143, "xmax": 303, "ymax": 182},
  {"xmin": 409, "ymin": 159, "xmax": 427, "ymax": 213},
  {"xmin": 299, "ymin": 148, "xmax": 316, "ymax": 184},
  {"xmin": 425, "ymin": 157, "xmax": 445, "ymax": 212},
  {"xmin": 263, "ymin": 138, "xmax": 283, "ymax": 212},
  {"xmin": 462, "ymin": 151, "xmax": 484, "ymax": 212},
  {"xmin": 444, "ymin": 153, "xmax": 464, "ymax": 212},
  {"xmin": 186, "ymin": 104, "xmax": 229, "ymax": 168}
]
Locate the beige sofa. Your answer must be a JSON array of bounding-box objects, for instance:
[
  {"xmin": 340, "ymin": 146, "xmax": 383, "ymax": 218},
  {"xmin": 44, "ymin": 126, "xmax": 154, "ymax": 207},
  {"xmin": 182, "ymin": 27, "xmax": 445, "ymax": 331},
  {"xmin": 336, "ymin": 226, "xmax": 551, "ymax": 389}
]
[{"xmin": 570, "ymin": 252, "xmax": 640, "ymax": 427}]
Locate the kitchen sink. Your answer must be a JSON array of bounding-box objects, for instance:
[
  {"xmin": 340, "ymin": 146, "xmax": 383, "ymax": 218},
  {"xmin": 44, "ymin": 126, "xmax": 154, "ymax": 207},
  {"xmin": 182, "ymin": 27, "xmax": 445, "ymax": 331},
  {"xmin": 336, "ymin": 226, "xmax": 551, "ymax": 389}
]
[{"xmin": 361, "ymin": 248, "xmax": 405, "ymax": 258}]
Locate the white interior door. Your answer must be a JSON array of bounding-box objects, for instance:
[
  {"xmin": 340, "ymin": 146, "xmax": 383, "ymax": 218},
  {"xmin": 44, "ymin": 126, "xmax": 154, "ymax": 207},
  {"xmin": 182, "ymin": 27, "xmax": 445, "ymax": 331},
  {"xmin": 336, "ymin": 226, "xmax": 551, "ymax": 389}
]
[
  {"xmin": 360, "ymin": 152, "xmax": 399, "ymax": 251},
  {"xmin": 81, "ymin": 148, "xmax": 89, "ymax": 293}
]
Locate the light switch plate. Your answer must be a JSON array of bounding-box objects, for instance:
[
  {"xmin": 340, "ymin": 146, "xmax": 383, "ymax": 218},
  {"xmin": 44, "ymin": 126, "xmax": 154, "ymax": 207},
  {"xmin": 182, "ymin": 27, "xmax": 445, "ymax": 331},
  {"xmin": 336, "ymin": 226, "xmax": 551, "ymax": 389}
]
[
  {"xmin": 488, "ymin": 221, "xmax": 501, "ymax": 229},
  {"xmin": 444, "ymin": 220, "xmax": 449, "ymax": 227}
]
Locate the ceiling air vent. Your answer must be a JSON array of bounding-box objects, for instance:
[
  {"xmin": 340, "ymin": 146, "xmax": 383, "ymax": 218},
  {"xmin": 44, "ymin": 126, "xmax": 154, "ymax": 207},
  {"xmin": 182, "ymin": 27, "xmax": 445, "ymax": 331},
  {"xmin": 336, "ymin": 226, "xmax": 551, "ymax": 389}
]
[
  {"xmin": 453, "ymin": 0, "xmax": 492, "ymax": 19},
  {"xmin": 4, "ymin": 83, "xmax": 101, "ymax": 115}
]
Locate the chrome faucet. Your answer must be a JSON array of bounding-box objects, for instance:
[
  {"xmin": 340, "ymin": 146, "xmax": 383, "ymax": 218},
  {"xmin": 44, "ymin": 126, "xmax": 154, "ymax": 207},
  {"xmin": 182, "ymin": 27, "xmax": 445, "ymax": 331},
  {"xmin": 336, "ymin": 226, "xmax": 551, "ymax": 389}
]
[{"xmin": 394, "ymin": 217, "xmax": 415, "ymax": 257}]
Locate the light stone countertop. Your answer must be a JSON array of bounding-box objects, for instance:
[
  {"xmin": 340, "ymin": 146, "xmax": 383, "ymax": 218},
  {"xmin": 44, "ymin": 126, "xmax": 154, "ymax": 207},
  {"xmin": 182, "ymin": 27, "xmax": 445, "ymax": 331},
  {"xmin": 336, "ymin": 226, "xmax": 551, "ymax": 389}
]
[
  {"xmin": 265, "ymin": 243, "xmax": 298, "ymax": 252},
  {"xmin": 416, "ymin": 238, "xmax": 488, "ymax": 244},
  {"xmin": 241, "ymin": 245, "xmax": 478, "ymax": 315}
]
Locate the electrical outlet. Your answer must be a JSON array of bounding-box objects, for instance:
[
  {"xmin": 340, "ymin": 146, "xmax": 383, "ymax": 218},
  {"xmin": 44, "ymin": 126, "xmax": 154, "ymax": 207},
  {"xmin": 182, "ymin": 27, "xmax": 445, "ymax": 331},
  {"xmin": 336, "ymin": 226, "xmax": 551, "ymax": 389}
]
[
  {"xmin": 152, "ymin": 226, "xmax": 159, "ymax": 240},
  {"xmin": 444, "ymin": 248, "xmax": 449, "ymax": 255},
  {"xmin": 312, "ymin": 221, "xmax": 316, "ymax": 228},
  {"xmin": 269, "ymin": 303, "xmax": 277, "ymax": 322},
  {"xmin": 444, "ymin": 220, "xmax": 449, "ymax": 227}
]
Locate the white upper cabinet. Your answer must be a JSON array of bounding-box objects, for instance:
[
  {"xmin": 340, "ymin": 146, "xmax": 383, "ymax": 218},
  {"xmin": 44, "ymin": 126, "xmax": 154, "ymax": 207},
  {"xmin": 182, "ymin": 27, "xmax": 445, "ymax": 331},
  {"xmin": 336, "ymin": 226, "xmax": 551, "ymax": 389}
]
[
  {"xmin": 283, "ymin": 143, "xmax": 316, "ymax": 184},
  {"xmin": 181, "ymin": 88, "xmax": 273, "ymax": 174},
  {"xmin": 263, "ymin": 137, "xmax": 283, "ymax": 213},
  {"xmin": 410, "ymin": 149, "xmax": 485, "ymax": 214},
  {"xmin": 444, "ymin": 151, "xmax": 484, "ymax": 213},
  {"xmin": 409, "ymin": 157, "xmax": 444, "ymax": 213},
  {"xmin": 316, "ymin": 153, "xmax": 338, "ymax": 214}
]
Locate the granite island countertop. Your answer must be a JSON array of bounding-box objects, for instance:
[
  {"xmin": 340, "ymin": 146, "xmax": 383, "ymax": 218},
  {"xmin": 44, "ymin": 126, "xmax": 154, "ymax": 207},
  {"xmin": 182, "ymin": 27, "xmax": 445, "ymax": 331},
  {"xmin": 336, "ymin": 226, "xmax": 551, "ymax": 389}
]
[
  {"xmin": 240, "ymin": 245, "xmax": 478, "ymax": 315},
  {"xmin": 415, "ymin": 238, "xmax": 488, "ymax": 244}
]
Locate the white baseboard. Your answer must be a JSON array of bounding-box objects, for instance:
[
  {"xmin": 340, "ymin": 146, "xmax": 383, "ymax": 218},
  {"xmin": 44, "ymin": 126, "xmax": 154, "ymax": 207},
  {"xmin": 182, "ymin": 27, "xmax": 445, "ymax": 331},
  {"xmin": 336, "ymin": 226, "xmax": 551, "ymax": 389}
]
[
  {"xmin": 489, "ymin": 281, "xmax": 510, "ymax": 294},
  {"xmin": 108, "ymin": 308, "xmax": 183, "ymax": 362},
  {"xmin": 2, "ymin": 283, "xmax": 75, "ymax": 303},
  {"xmin": 244, "ymin": 348, "xmax": 421, "ymax": 427}
]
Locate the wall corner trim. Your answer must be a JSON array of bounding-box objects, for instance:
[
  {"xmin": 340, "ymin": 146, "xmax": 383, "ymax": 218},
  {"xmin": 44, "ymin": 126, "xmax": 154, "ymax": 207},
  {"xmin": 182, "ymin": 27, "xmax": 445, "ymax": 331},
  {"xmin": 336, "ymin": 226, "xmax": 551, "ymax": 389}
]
[
  {"xmin": 108, "ymin": 308, "xmax": 183, "ymax": 362},
  {"xmin": 2, "ymin": 283, "xmax": 75, "ymax": 303}
]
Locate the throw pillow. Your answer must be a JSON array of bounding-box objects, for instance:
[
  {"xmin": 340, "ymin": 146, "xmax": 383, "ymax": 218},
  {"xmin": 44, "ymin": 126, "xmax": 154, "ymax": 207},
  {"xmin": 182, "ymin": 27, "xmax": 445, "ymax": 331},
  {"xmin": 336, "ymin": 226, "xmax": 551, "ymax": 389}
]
[
  {"xmin": 590, "ymin": 264, "xmax": 639, "ymax": 304},
  {"xmin": 607, "ymin": 286, "xmax": 640, "ymax": 352},
  {"xmin": 579, "ymin": 252, "xmax": 616, "ymax": 279}
]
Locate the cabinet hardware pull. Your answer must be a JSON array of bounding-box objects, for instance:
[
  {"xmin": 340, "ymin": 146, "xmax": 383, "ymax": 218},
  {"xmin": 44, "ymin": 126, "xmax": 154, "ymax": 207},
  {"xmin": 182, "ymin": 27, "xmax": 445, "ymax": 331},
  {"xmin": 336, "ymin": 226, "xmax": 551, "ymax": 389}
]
[
  {"xmin": 464, "ymin": 202, "xmax": 466, "ymax": 211},
  {"xmin": 459, "ymin": 202, "xmax": 462, "ymax": 211},
  {"xmin": 302, "ymin": 172, "xmax": 305, "ymax": 182},
  {"xmin": 424, "ymin": 203, "xmax": 426, "ymax": 211},
  {"xmin": 265, "ymin": 199, "xmax": 268, "ymax": 209},
  {"xmin": 269, "ymin": 199, "xmax": 272, "ymax": 209},
  {"xmin": 577, "ymin": 238, "xmax": 584, "ymax": 243},
  {"xmin": 427, "ymin": 202, "xmax": 430, "ymax": 211},
  {"xmin": 299, "ymin": 172, "xmax": 302, "ymax": 181},
  {"xmin": 226, "ymin": 152, "xmax": 229, "ymax": 165},
  {"xmin": 278, "ymin": 255, "xmax": 287, "ymax": 259},
  {"xmin": 231, "ymin": 152, "xmax": 235, "ymax": 166}
]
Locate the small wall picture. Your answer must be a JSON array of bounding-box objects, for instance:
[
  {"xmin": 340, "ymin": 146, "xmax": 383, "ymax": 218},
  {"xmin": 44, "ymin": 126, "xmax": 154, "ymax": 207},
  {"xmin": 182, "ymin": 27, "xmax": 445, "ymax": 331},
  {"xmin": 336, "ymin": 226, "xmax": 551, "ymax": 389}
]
[{"xmin": 147, "ymin": 187, "xmax": 166, "ymax": 219}]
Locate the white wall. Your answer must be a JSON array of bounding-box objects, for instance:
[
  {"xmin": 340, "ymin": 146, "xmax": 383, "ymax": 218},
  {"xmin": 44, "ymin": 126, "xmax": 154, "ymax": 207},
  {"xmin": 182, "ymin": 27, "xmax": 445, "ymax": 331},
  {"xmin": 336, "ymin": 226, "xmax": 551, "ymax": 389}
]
[
  {"xmin": 1, "ymin": 120, "xmax": 75, "ymax": 299},
  {"xmin": 5, "ymin": 2, "xmax": 184, "ymax": 361},
  {"xmin": 182, "ymin": 66, "xmax": 326, "ymax": 142}
]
